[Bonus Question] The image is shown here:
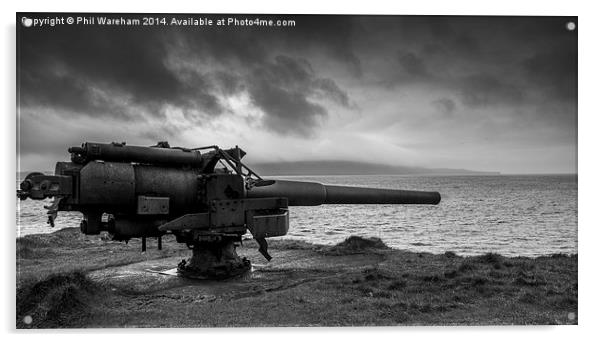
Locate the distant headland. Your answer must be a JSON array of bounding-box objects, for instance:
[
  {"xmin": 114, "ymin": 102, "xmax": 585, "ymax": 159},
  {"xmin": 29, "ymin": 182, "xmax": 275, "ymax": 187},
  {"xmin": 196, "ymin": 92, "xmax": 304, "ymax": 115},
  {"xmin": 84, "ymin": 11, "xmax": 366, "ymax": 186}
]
[{"xmin": 249, "ymin": 160, "xmax": 500, "ymax": 176}]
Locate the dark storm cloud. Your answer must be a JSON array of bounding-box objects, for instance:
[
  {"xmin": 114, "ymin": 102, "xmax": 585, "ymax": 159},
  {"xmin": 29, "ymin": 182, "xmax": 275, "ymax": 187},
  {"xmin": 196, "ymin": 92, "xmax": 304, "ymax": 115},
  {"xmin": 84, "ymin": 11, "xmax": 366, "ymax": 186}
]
[
  {"xmin": 247, "ymin": 55, "xmax": 351, "ymax": 136},
  {"xmin": 458, "ymin": 74, "xmax": 524, "ymax": 108},
  {"xmin": 171, "ymin": 24, "xmax": 354, "ymax": 134},
  {"xmin": 388, "ymin": 49, "xmax": 527, "ymax": 109},
  {"xmin": 452, "ymin": 33, "xmax": 481, "ymax": 55},
  {"xmin": 312, "ymin": 78, "xmax": 351, "ymax": 107},
  {"xmin": 379, "ymin": 16, "xmax": 576, "ymax": 113},
  {"xmin": 18, "ymin": 15, "xmax": 355, "ymax": 148},
  {"xmin": 398, "ymin": 52, "xmax": 429, "ymax": 78},
  {"xmin": 18, "ymin": 27, "xmax": 210, "ymax": 119},
  {"xmin": 278, "ymin": 15, "xmax": 364, "ymax": 77},
  {"xmin": 522, "ymin": 49, "xmax": 577, "ymax": 101}
]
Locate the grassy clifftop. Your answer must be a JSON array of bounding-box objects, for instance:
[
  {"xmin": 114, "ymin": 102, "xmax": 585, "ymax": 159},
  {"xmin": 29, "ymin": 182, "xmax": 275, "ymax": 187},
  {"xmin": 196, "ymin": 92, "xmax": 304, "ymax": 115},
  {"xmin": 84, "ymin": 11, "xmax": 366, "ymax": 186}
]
[{"xmin": 17, "ymin": 228, "xmax": 577, "ymax": 327}]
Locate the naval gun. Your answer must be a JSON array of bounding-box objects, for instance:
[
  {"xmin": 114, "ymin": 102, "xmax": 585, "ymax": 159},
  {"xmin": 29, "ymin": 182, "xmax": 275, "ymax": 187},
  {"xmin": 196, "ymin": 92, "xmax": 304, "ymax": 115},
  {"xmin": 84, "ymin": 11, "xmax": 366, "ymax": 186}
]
[{"xmin": 17, "ymin": 141, "xmax": 441, "ymax": 279}]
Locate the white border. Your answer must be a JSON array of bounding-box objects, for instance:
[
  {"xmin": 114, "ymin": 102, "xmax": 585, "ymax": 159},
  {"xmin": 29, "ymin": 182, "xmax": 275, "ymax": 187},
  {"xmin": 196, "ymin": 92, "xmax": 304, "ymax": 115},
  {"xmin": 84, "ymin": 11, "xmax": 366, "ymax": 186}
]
[{"xmin": 2, "ymin": 0, "xmax": 599, "ymax": 341}]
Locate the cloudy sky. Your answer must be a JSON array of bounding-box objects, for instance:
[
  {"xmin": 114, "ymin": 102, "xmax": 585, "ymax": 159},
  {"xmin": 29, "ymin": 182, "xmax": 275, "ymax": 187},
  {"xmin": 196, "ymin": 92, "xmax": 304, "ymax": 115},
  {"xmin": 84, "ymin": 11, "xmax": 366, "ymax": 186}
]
[{"xmin": 17, "ymin": 14, "xmax": 577, "ymax": 173}]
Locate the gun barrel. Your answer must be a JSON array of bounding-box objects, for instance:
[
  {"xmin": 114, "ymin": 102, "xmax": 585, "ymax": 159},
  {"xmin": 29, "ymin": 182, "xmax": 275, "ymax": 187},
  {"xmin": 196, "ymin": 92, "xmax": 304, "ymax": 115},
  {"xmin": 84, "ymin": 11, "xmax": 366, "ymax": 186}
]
[{"xmin": 246, "ymin": 180, "xmax": 441, "ymax": 206}]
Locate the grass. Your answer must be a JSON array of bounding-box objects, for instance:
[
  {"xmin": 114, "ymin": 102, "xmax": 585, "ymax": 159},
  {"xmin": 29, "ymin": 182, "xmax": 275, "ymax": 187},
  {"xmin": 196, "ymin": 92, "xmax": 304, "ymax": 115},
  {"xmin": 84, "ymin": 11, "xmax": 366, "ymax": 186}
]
[
  {"xmin": 325, "ymin": 250, "xmax": 577, "ymax": 325},
  {"xmin": 16, "ymin": 271, "xmax": 100, "ymax": 328},
  {"xmin": 324, "ymin": 236, "xmax": 389, "ymax": 254},
  {"xmin": 16, "ymin": 230, "xmax": 578, "ymax": 327},
  {"xmin": 16, "ymin": 227, "xmax": 190, "ymax": 287}
]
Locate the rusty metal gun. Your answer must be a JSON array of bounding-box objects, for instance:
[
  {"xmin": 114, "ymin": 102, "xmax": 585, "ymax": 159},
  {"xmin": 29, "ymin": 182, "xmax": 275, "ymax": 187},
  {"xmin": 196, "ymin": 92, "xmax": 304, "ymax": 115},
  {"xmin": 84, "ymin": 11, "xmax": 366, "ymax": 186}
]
[{"xmin": 18, "ymin": 141, "xmax": 441, "ymax": 278}]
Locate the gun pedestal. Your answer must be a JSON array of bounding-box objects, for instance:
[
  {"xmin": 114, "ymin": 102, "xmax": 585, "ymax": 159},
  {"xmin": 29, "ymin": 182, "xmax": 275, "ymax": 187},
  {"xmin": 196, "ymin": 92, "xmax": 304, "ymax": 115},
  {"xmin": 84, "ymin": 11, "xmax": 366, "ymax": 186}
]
[{"xmin": 177, "ymin": 239, "xmax": 251, "ymax": 279}]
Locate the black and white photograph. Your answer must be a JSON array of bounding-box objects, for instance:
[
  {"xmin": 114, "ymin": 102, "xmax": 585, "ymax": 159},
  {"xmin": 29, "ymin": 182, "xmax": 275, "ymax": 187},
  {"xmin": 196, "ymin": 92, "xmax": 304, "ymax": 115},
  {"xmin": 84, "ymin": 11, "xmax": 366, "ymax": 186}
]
[{"xmin": 15, "ymin": 12, "xmax": 578, "ymax": 328}]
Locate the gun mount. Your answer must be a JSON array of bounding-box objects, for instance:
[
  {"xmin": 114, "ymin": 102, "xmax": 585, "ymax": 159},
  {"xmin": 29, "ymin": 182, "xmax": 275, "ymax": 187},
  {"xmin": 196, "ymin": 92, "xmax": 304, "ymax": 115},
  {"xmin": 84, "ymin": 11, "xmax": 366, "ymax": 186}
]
[{"xmin": 18, "ymin": 141, "xmax": 441, "ymax": 279}]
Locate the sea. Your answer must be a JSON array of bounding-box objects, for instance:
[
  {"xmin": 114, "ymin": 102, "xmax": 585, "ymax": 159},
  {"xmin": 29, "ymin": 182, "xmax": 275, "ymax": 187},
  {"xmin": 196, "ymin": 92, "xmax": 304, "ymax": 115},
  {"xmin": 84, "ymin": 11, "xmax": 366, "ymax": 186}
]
[{"xmin": 16, "ymin": 174, "xmax": 577, "ymax": 257}]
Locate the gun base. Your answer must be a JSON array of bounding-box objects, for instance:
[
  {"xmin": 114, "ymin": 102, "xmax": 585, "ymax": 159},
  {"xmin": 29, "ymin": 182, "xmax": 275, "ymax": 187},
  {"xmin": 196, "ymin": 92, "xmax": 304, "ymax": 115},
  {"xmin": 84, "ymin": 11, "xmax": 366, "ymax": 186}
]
[{"xmin": 177, "ymin": 239, "xmax": 251, "ymax": 279}]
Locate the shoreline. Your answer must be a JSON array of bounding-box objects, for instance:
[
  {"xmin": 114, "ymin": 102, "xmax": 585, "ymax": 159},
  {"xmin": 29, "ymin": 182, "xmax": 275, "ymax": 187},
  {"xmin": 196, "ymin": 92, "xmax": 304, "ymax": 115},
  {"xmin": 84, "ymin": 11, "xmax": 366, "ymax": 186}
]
[
  {"xmin": 17, "ymin": 227, "xmax": 578, "ymax": 328},
  {"xmin": 15, "ymin": 226, "xmax": 577, "ymax": 259}
]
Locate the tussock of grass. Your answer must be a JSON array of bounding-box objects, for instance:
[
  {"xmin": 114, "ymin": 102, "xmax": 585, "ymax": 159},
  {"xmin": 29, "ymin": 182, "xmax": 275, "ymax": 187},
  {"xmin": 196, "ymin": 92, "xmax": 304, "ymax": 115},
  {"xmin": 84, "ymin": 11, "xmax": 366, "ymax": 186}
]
[
  {"xmin": 387, "ymin": 280, "xmax": 407, "ymax": 290},
  {"xmin": 362, "ymin": 267, "xmax": 395, "ymax": 281},
  {"xmin": 458, "ymin": 261, "xmax": 477, "ymax": 272},
  {"xmin": 444, "ymin": 269, "xmax": 458, "ymax": 279},
  {"xmin": 549, "ymin": 253, "xmax": 574, "ymax": 259},
  {"xmin": 519, "ymin": 291, "xmax": 543, "ymax": 304},
  {"xmin": 18, "ymin": 228, "xmax": 83, "ymax": 248},
  {"xmin": 476, "ymin": 252, "xmax": 503, "ymax": 265},
  {"xmin": 422, "ymin": 274, "xmax": 444, "ymax": 283},
  {"xmin": 444, "ymin": 251, "xmax": 457, "ymax": 258},
  {"xmin": 322, "ymin": 236, "xmax": 389, "ymax": 255},
  {"xmin": 269, "ymin": 239, "xmax": 317, "ymax": 251},
  {"xmin": 513, "ymin": 270, "xmax": 547, "ymax": 287},
  {"xmin": 17, "ymin": 240, "xmax": 53, "ymax": 259},
  {"xmin": 16, "ymin": 236, "xmax": 49, "ymax": 249},
  {"xmin": 16, "ymin": 271, "xmax": 100, "ymax": 328}
]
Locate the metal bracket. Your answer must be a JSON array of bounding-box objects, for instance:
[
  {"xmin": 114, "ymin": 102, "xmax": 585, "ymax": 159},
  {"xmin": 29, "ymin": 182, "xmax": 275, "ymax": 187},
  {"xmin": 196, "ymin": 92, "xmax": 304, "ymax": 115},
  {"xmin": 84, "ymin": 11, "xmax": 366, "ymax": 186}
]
[
  {"xmin": 137, "ymin": 196, "xmax": 169, "ymax": 215},
  {"xmin": 43, "ymin": 196, "xmax": 63, "ymax": 227}
]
